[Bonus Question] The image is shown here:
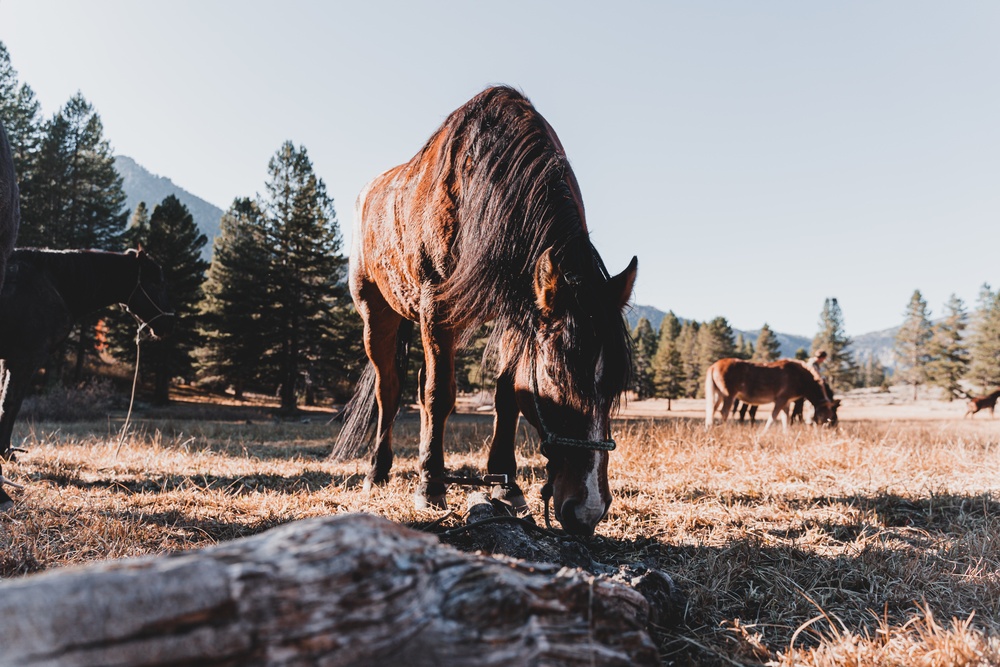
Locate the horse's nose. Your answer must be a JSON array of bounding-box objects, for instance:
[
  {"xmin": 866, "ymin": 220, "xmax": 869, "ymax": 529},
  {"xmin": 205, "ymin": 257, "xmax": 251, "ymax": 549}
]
[{"xmin": 558, "ymin": 500, "xmax": 596, "ymax": 537}]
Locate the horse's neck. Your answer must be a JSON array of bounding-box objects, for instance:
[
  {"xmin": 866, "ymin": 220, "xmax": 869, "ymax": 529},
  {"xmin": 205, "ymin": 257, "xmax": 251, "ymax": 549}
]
[{"xmin": 44, "ymin": 253, "xmax": 132, "ymax": 318}]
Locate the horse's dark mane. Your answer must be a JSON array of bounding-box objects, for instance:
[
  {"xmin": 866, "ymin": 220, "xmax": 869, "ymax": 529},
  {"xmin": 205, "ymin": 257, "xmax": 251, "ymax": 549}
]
[{"xmin": 430, "ymin": 86, "xmax": 632, "ymax": 401}]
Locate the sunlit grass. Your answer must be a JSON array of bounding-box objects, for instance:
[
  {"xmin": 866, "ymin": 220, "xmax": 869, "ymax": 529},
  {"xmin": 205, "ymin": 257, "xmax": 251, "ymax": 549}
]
[{"xmin": 2, "ymin": 407, "xmax": 1000, "ymax": 666}]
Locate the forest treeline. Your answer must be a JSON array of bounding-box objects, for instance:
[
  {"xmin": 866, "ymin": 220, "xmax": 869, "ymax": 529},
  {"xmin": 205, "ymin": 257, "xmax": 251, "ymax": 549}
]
[
  {"xmin": 3, "ymin": 41, "xmax": 997, "ymax": 412},
  {"xmin": 632, "ymin": 289, "xmax": 1000, "ymax": 405}
]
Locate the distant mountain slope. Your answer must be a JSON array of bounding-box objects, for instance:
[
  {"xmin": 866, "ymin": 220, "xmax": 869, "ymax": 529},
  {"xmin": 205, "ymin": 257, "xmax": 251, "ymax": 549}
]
[
  {"xmin": 627, "ymin": 304, "xmax": 889, "ymax": 363},
  {"xmin": 115, "ymin": 156, "xmax": 223, "ymax": 259}
]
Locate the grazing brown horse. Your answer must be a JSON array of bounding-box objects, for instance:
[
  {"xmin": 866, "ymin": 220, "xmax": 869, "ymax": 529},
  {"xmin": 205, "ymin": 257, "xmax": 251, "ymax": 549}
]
[
  {"xmin": 964, "ymin": 390, "xmax": 1000, "ymax": 419},
  {"xmin": 333, "ymin": 86, "xmax": 637, "ymax": 536},
  {"xmin": 0, "ymin": 249, "xmax": 173, "ymax": 510},
  {"xmin": 706, "ymin": 358, "xmax": 838, "ymax": 430}
]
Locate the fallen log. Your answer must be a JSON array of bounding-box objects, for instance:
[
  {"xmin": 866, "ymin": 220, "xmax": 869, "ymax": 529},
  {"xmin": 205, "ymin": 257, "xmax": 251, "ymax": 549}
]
[{"xmin": 0, "ymin": 513, "xmax": 659, "ymax": 666}]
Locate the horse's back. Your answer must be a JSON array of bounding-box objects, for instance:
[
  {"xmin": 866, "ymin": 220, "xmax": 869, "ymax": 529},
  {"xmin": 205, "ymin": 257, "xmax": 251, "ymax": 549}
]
[{"xmin": 710, "ymin": 358, "xmax": 813, "ymax": 404}]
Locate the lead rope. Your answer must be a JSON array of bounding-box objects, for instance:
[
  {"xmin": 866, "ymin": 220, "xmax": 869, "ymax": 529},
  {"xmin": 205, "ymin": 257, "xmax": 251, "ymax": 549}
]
[{"xmin": 114, "ymin": 322, "xmax": 145, "ymax": 459}]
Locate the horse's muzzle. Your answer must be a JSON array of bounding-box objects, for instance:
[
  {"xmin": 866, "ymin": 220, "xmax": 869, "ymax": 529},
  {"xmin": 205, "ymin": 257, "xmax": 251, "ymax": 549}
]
[{"xmin": 557, "ymin": 499, "xmax": 597, "ymax": 537}]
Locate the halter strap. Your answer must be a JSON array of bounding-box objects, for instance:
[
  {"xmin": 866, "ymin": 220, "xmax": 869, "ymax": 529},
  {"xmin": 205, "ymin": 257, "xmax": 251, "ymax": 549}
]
[{"xmin": 529, "ymin": 353, "xmax": 616, "ymax": 454}]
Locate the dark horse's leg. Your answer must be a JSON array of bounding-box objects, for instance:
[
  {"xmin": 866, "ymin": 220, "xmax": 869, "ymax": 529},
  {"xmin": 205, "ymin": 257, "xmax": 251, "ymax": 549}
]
[
  {"xmin": 356, "ymin": 285, "xmax": 406, "ymax": 490},
  {"xmin": 487, "ymin": 371, "xmax": 528, "ymax": 513},
  {"xmin": 414, "ymin": 319, "xmax": 457, "ymax": 509}
]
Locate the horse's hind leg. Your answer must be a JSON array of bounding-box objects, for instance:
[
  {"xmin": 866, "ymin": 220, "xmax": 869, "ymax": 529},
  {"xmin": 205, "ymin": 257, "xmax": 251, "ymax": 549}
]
[
  {"xmin": 356, "ymin": 288, "xmax": 406, "ymax": 489},
  {"xmin": 414, "ymin": 320, "xmax": 457, "ymax": 510},
  {"xmin": 487, "ymin": 371, "xmax": 528, "ymax": 514}
]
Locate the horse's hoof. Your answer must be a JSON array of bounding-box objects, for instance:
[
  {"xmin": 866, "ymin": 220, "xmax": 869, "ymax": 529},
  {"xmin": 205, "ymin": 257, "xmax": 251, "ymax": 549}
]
[
  {"xmin": 0, "ymin": 500, "xmax": 14, "ymax": 514},
  {"xmin": 362, "ymin": 475, "xmax": 390, "ymax": 493},
  {"xmin": 491, "ymin": 489, "xmax": 530, "ymax": 517},
  {"xmin": 414, "ymin": 492, "xmax": 447, "ymax": 510}
]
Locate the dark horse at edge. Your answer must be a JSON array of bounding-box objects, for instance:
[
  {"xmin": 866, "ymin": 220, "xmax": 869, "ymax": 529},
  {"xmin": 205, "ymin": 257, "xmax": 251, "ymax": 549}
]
[
  {"xmin": 332, "ymin": 86, "xmax": 637, "ymax": 536},
  {"xmin": 0, "ymin": 121, "xmax": 21, "ymax": 505},
  {"xmin": 0, "ymin": 248, "xmax": 173, "ymax": 510}
]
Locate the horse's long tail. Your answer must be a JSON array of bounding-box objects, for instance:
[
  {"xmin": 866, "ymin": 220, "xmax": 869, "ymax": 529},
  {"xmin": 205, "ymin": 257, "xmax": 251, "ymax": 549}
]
[{"xmin": 330, "ymin": 320, "xmax": 414, "ymax": 460}]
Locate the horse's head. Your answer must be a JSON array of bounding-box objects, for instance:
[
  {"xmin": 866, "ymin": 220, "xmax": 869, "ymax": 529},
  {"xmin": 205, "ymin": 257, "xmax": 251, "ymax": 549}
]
[
  {"xmin": 124, "ymin": 248, "xmax": 174, "ymax": 338},
  {"xmin": 814, "ymin": 398, "xmax": 840, "ymax": 426},
  {"xmin": 511, "ymin": 247, "xmax": 637, "ymax": 536}
]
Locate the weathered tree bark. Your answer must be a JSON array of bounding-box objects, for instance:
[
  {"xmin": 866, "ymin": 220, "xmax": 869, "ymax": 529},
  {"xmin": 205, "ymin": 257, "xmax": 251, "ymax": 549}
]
[{"xmin": 0, "ymin": 513, "xmax": 659, "ymax": 667}]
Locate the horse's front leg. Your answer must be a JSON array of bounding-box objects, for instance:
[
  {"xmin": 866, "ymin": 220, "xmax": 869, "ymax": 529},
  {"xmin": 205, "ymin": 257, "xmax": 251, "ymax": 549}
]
[
  {"xmin": 487, "ymin": 371, "xmax": 528, "ymax": 515},
  {"xmin": 414, "ymin": 323, "xmax": 457, "ymax": 510}
]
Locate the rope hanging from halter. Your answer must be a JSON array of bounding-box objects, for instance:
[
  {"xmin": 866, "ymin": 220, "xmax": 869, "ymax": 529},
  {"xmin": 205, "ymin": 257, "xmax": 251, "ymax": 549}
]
[{"xmin": 115, "ymin": 262, "xmax": 174, "ymax": 458}]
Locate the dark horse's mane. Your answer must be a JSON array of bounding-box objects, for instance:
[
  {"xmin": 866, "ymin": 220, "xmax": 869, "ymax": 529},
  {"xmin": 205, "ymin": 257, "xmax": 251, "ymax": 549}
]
[{"xmin": 431, "ymin": 86, "xmax": 632, "ymax": 403}]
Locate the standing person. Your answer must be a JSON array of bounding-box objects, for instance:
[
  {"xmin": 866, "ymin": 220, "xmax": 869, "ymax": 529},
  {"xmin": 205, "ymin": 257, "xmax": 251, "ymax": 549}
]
[{"xmin": 806, "ymin": 350, "xmax": 832, "ymax": 403}]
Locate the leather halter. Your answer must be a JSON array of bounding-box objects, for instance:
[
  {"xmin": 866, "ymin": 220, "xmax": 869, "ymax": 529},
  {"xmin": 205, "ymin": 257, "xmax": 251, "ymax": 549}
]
[{"xmin": 529, "ymin": 352, "xmax": 616, "ymax": 456}]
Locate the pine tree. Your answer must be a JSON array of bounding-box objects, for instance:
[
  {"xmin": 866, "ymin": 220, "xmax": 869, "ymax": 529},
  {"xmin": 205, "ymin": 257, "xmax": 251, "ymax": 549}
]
[
  {"xmin": 651, "ymin": 312, "xmax": 684, "ymax": 409},
  {"xmin": 734, "ymin": 333, "xmax": 748, "ymax": 360},
  {"xmin": 893, "ymin": 290, "xmax": 933, "ymax": 400},
  {"xmin": 124, "ymin": 196, "xmax": 208, "ymax": 404},
  {"xmin": 632, "ymin": 317, "xmax": 657, "ymax": 399},
  {"xmin": 752, "ymin": 323, "xmax": 781, "ymax": 362},
  {"xmin": 967, "ymin": 284, "xmax": 1000, "ymax": 393},
  {"xmin": 0, "ymin": 40, "xmax": 42, "ymax": 237},
  {"xmin": 23, "ymin": 93, "xmax": 126, "ymax": 250},
  {"xmin": 926, "ymin": 294, "xmax": 969, "ymax": 400},
  {"xmin": 197, "ymin": 198, "xmax": 272, "ymax": 399},
  {"xmin": 0, "ymin": 42, "xmax": 42, "ymax": 166},
  {"xmin": 677, "ymin": 320, "xmax": 701, "ymax": 398},
  {"xmin": 811, "ymin": 298, "xmax": 857, "ymax": 391},
  {"xmin": 696, "ymin": 317, "xmax": 736, "ymax": 397},
  {"xmin": 259, "ymin": 142, "xmax": 348, "ymax": 414}
]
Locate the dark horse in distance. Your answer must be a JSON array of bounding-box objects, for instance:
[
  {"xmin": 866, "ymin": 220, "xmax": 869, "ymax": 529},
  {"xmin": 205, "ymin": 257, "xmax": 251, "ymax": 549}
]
[
  {"xmin": 964, "ymin": 389, "xmax": 1000, "ymax": 419},
  {"xmin": 333, "ymin": 86, "xmax": 637, "ymax": 535},
  {"xmin": 0, "ymin": 249, "xmax": 173, "ymax": 510},
  {"xmin": 706, "ymin": 358, "xmax": 838, "ymax": 430}
]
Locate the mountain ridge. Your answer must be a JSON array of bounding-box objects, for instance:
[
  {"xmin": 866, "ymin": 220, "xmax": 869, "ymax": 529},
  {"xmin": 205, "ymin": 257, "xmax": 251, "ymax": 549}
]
[{"xmin": 115, "ymin": 156, "xmax": 223, "ymax": 260}]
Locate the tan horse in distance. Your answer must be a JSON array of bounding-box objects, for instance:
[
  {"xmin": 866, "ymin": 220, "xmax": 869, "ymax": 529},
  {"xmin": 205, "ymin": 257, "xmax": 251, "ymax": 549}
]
[{"xmin": 706, "ymin": 358, "xmax": 839, "ymax": 430}]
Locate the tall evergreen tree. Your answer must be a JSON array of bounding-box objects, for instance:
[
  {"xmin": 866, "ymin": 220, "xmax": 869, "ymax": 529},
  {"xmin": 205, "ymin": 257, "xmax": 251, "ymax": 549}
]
[
  {"xmin": 811, "ymin": 297, "xmax": 856, "ymax": 390},
  {"xmin": 0, "ymin": 42, "xmax": 41, "ymax": 175},
  {"xmin": 22, "ymin": 93, "xmax": 126, "ymax": 250},
  {"xmin": 124, "ymin": 196, "xmax": 208, "ymax": 404},
  {"xmin": 967, "ymin": 284, "xmax": 1000, "ymax": 392},
  {"xmin": 752, "ymin": 323, "xmax": 781, "ymax": 362},
  {"xmin": 259, "ymin": 142, "xmax": 348, "ymax": 414},
  {"xmin": 632, "ymin": 317, "xmax": 657, "ymax": 399},
  {"xmin": 0, "ymin": 41, "xmax": 42, "ymax": 239},
  {"xmin": 197, "ymin": 198, "xmax": 273, "ymax": 399},
  {"xmin": 677, "ymin": 320, "xmax": 702, "ymax": 398},
  {"xmin": 651, "ymin": 312, "xmax": 684, "ymax": 409},
  {"xmin": 893, "ymin": 290, "xmax": 933, "ymax": 400},
  {"xmin": 926, "ymin": 294, "xmax": 969, "ymax": 400},
  {"xmin": 696, "ymin": 317, "xmax": 736, "ymax": 397}
]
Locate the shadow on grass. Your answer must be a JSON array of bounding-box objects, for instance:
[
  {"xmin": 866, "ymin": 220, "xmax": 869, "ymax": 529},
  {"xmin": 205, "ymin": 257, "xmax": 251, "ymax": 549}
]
[{"xmin": 34, "ymin": 470, "xmax": 366, "ymax": 495}]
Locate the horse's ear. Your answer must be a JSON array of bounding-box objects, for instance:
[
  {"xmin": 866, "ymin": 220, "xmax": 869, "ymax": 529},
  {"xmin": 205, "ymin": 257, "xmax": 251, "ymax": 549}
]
[
  {"xmin": 608, "ymin": 256, "xmax": 638, "ymax": 310},
  {"xmin": 534, "ymin": 247, "xmax": 561, "ymax": 317},
  {"xmin": 831, "ymin": 399, "xmax": 841, "ymax": 409},
  {"xmin": 136, "ymin": 244, "xmax": 146, "ymax": 258}
]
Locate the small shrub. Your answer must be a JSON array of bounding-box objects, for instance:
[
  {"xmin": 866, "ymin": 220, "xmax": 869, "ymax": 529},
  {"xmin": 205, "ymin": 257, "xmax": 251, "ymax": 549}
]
[{"xmin": 18, "ymin": 380, "xmax": 122, "ymax": 422}]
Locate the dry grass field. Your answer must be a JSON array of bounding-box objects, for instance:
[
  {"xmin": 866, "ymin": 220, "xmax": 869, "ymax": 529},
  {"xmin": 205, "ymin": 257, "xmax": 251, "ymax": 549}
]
[{"xmin": 2, "ymin": 388, "xmax": 1000, "ymax": 666}]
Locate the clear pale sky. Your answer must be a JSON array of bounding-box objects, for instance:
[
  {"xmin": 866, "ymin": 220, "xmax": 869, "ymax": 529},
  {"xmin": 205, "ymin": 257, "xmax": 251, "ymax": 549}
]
[{"xmin": 1, "ymin": 1, "xmax": 997, "ymax": 337}]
